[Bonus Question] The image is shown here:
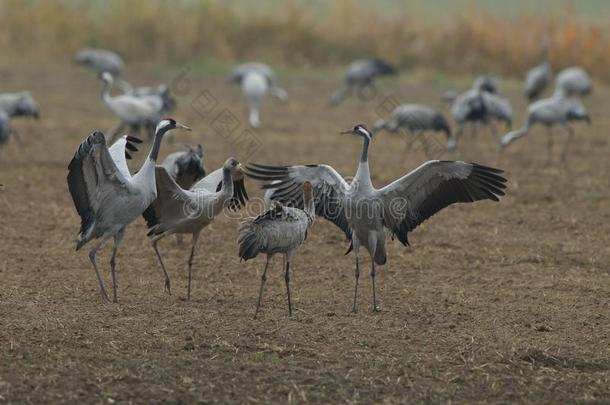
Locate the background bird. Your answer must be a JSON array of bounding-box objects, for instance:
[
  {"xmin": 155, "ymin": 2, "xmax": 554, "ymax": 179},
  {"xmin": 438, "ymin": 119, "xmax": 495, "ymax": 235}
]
[
  {"xmin": 99, "ymin": 72, "xmax": 163, "ymax": 141},
  {"xmin": 161, "ymin": 144, "xmax": 206, "ymax": 189},
  {"xmin": 245, "ymin": 124, "xmax": 506, "ymax": 313},
  {"xmin": 555, "ymin": 67, "xmax": 593, "ymax": 97},
  {"xmin": 75, "ymin": 48, "xmax": 125, "ymax": 77},
  {"xmin": 373, "ymin": 104, "xmax": 451, "ymax": 156},
  {"xmin": 230, "ymin": 62, "xmax": 288, "ymax": 101},
  {"xmin": 142, "ymin": 158, "xmax": 248, "ymax": 299},
  {"xmin": 238, "ymin": 181, "xmax": 315, "ymax": 318},
  {"xmin": 501, "ymin": 89, "xmax": 590, "ymax": 161},
  {"xmin": 525, "ymin": 61, "xmax": 552, "ymax": 101},
  {"xmin": 331, "ymin": 58, "xmax": 396, "ymax": 105},
  {"xmin": 66, "ymin": 119, "xmax": 190, "ymax": 302},
  {"xmin": 0, "ymin": 92, "xmax": 40, "ymax": 119},
  {"xmin": 473, "ymin": 74, "xmax": 500, "ymax": 94}
]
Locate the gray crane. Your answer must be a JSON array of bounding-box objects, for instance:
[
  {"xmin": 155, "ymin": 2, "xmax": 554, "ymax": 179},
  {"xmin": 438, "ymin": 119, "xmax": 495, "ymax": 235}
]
[
  {"xmin": 161, "ymin": 145, "xmax": 206, "ymax": 189},
  {"xmin": 525, "ymin": 61, "xmax": 552, "ymax": 101},
  {"xmin": 473, "ymin": 74, "xmax": 500, "ymax": 94},
  {"xmin": 373, "ymin": 104, "xmax": 451, "ymax": 156},
  {"xmin": 500, "ymin": 89, "xmax": 590, "ymax": 161},
  {"xmin": 447, "ymin": 89, "xmax": 512, "ymax": 151},
  {"xmin": 99, "ymin": 72, "xmax": 163, "ymax": 141},
  {"xmin": 230, "ymin": 63, "xmax": 288, "ymax": 128},
  {"xmin": 142, "ymin": 158, "xmax": 248, "ymax": 299},
  {"xmin": 0, "ymin": 92, "xmax": 40, "ymax": 119},
  {"xmin": 75, "ymin": 48, "xmax": 125, "ymax": 77},
  {"xmin": 245, "ymin": 124, "xmax": 506, "ymax": 313},
  {"xmin": 331, "ymin": 59, "xmax": 396, "ymax": 105},
  {"xmin": 67, "ymin": 119, "xmax": 191, "ymax": 302},
  {"xmin": 239, "ymin": 181, "xmax": 315, "ymax": 318},
  {"xmin": 556, "ymin": 67, "xmax": 592, "ymax": 97}
]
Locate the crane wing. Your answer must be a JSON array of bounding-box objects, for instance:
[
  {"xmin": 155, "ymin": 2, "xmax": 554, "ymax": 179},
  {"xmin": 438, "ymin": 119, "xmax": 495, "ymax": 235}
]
[
  {"xmin": 244, "ymin": 163, "xmax": 352, "ymax": 240},
  {"xmin": 107, "ymin": 135, "xmax": 142, "ymax": 178},
  {"xmin": 191, "ymin": 167, "xmax": 248, "ymax": 211},
  {"xmin": 67, "ymin": 131, "xmax": 133, "ymax": 239},
  {"xmin": 375, "ymin": 160, "xmax": 506, "ymax": 246}
]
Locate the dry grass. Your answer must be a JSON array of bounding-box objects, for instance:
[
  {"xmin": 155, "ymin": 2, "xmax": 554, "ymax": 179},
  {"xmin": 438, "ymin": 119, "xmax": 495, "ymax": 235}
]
[{"xmin": 0, "ymin": 0, "xmax": 609, "ymax": 80}]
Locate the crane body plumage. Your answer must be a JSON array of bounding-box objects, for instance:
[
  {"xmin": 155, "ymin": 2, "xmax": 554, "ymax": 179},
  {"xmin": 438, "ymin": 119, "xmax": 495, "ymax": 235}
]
[
  {"xmin": 525, "ymin": 61, "xmax": 551, "ymax": 101},
  {"xmin": 245, "ymin": 125, "xmax": 506, "ymax": 313},
  {"xmin": 556, "ymin": 67, "xmax": 592, "ymax": 98},
  {"xmin": 76, "ymin": 48, "xmax": 124, "ymax": 77}
]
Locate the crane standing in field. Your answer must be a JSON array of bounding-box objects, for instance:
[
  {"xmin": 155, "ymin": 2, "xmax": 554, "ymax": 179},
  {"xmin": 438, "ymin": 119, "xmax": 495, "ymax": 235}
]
[
  {"xmin": 556, "ymin": 67, "xmax": 592, "ymax": 98},
  {"xmin": 238, "ymin": 181, "xmax": 315, "ymax": 318},
  {"xmin": 230, "ymin": 63, "xmax": 288, "ymax": 128},
  {"xmin": 99, "ymin": 72, "xmax": 163, "ymax": 141},
  {"xmin": 245, "ymin": 124, "xmax": 506, "ymax": 313},
  {"xmin": 331, "ymin": 59, "xmax": 396, "ymax": 105},
  {"xmin": 500, "ymin": 89, "xmax": 590, "ymax": 161},
  {"xmin": 142, "ymin": 158, "xmax": 248, "ymax": 299},
  {"xmin": 67, "ymin": 119, "xmax": 191, "ymax": 302},
  {"xmin": 525, "ymin": 61, "xmax": 552, "ymax": 101},
  {"xmin": 373, "ymin": 104, "xmax": 451, "ymax": 156},
  {"xmin": 76, "ymin": 48, "xmax": 125, "ymax": 77}
]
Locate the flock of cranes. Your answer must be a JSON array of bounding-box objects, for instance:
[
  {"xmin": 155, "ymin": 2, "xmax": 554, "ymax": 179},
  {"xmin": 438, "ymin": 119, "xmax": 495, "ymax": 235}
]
[{"xmin": 0, "ymin": 44, "xmax": 594, "ymax": 316}]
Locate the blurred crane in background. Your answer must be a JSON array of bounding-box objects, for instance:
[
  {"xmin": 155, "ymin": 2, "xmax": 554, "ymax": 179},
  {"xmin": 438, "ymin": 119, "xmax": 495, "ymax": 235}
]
[{"xmin": 331, "ymin": 59, "xmax": 396, "ymax": 105}]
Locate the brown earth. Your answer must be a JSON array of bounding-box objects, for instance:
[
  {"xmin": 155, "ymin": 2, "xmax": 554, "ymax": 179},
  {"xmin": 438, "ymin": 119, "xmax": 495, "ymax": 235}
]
[{"xmin": 0, "ymin": 66, "xmax": 609, "ymax": 404}]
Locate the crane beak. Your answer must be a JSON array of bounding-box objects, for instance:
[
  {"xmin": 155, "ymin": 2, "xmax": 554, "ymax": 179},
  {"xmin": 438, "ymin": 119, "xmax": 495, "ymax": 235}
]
[
  {"xmin": 175, "ymin": 123, "xmax": 192, "ymax": 131},
  {"xmin": 340, "ymin": 129, "xmax": 354, "ymax": 135}
]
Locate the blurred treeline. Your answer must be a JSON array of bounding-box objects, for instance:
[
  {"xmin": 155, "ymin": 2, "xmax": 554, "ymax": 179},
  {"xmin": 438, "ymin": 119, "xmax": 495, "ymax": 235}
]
[{"xmin": 0, "ymin": 0, "xmax": 608, "ymax": 80}]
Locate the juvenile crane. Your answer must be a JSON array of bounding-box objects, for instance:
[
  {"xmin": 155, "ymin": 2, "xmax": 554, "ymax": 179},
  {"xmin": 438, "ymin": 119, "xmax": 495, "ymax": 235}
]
[
  {"xmin": 373, "ymin": 104, "xmax": 451, "ymax": 156},
  {"xmin": 67, "ymin": 119, "xmax": 191, "ymax": 302},
  {"xmin": 239, "ymin": 181, "xmax": 315, "ymax": 318},
  {"xmin": 331, "ymin": 59, "xmax": 396, "ymax": 105},
  {"xmin": 500, "ymin": 89, "xmax": 590, "ymax": 161},
  {"xmin": 99, "ymin": 72, "xmax": 163, "ymax": 141},
  {"xmin": 245, "ymin": 125, "xmax": 506, "ymax": 313},
  {"xmin": 142, "ymin": 158, "xmax": 248, "ymax": 299}
]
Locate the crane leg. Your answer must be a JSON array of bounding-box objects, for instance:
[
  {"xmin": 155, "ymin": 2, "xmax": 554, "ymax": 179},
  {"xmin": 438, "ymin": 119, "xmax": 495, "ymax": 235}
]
[
  {"xmin": 561, "ymin": 124, "xmax": 575, "ymax": 162},
  {"xmin": 88, "ymin": 235, "xmax": 112, "ymax": 303},
  {"xmin": 109, "ymin": 228, "xmax": 125, "ymax": 303},
  {"xmin": 546, "ymin": 127, "xmax": 553, "ymax": 163},
  {"xmin": 254, "ymin": 255, "xmax": 272, "ymax": 319},
  {"xmin": 351, "ymin": 237, "xmax": 361, "ymax": 314},
  {"xmin": 371, "ymin": 260, "xmax": 380, "ymax": 313},
  {"xmin": 186, "ymin": 232, "xmax": 200, "ymax": 301},
  {"xmin": 152, "ymin": 237, "xmax": 171, "ymax": 295},
  {"xmin": 284, "ymin": 252, "xmax": 293, "ymax": 317}
]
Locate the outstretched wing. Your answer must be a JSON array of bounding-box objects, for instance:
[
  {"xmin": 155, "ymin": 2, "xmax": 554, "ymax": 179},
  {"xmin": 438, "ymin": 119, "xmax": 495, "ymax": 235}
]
[
  {"xmin": 191, "ymin": 167, "xmax": 249, "ymax": 211},
  {"xmin": 375, "ymin": 160, "xmax": 506, "ymax": 246},
  {"xmin": 142, "ymin": 166, "xmax": 192, "ymax": 235},
  {"xmin": 107, "ymin": 135, "xmax": 142, "ymax": 178},
  {"xmin": 67, "ymin": 131, "xmax": 132, "ymax": 239},
  {"xmin": 244, "ymin": 163, "xmax": 352, "ymax": 240}
]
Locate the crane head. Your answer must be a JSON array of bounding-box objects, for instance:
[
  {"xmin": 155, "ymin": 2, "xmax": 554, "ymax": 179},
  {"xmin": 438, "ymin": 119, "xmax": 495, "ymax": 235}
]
[
  {"xmin": 340, "ymin": 124, "xmax": 372, "ymax": 140},
  {"xmin": 155, "ymin": 118, "xmax": 191, "ymax": 135}
]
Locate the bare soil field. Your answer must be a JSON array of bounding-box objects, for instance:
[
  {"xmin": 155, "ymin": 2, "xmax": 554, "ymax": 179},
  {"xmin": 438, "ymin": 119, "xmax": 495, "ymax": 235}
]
[{"xmin": 0, "ymin": 66, "xmax": 609, "ymax": 403}]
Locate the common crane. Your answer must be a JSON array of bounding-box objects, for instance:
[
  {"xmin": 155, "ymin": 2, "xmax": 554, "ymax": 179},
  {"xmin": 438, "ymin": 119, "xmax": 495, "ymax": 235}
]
[
  {"xmin": 556, "ymin": 67, "xmax": 592, "ymax": 98},
  {"xmin": 142, "ymin": 158, "xmax": 248, "ymax": 299},
  {"xmin": 331, "ymin": 59, "xmax": 396, "ymax": 105},
  {"xmin": 525, "ymin": 61, "xmax": 552, "ymax": 101},
  {"xmin": 75, "ymin": 48, "xmax": 125, "ymax": 77},
  {"xmin": 230, "ymin": 63, "xmax": 288, "ymax": 128},
  {"xmin": 0, "ymin": 92, "xmax": 40, "ymax": 119},
  {"xmin": 245, "ymin": 125, "xmax": 506, "ymax": 313},
  {"xmin": 239, "ymin": 181, "xmax": 315, "ymax": 318},
  {"xmin": 447, "ymin": 89, "xmax": 512, "ymax": 151},
  {"xmin": 500, "ymin": 89, "xmax": 590, "ymax": 161},
  {"xmin": 67, "ymin": 119, "xmax": 191, "ymax": 302},
  {"xmin": 161, "ymin": 145, "xmax": 206, "ymax": 189},
  {"xmin": 99, "ymin": 72, "xmax": 163, "ymax": 141},
  {"xmin": 373, "ymin": 104, "xmax": 451, "ymax": 156}
]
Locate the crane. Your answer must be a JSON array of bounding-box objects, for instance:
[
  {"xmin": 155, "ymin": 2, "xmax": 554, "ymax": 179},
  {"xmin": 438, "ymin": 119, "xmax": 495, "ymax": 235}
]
[
  {"xmin": 67, "ymin": 119, "xmax": 191, "ymax": 302},
  {"xmin": 525, "ymin": 61, "xmax": 552, "ymax": 101},
  {"xmin": 238, "ymin": 181, "xmax": 315, "ymax": 318},
  {"xmin": 245, "ymin": 124, "xmax": 506, "ymax": 313},
  {"xmin": 500, "ymin": 89, "xmax": 590, "ymax": 161},
  {"xmin": 142, "ymin": 158, "xmax": 248, "ymax": 299},
  {"xmin": 331, "ymin": 59, "xmax": 396, "ymax": 105},
  {"xmin": 161, "ymin": 145, "xmax": 206, "ymax": 189},
  {"xmin": 75, "ymin": 48, "xmax": 125, "ymax": 77},
  {"xmin": 556, "ymin": 67, "xmax": 592, "ymax": 98}
]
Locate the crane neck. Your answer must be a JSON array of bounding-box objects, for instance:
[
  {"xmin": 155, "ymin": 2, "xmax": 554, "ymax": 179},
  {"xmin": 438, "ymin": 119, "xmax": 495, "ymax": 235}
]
[
  {"xmin": 101, "ymin": 80, "xmax": 113, "ymax": 104},
  {"xmin": 219, "ymin": 167, "xmax": 234, "ymax": 197},
  {"xmin": 303, "ymin": 191, "xmax": 315, "ymax": 224},
  {"xmin": 360, "ymin": 135, "xmax": 370, "ymax": 163},
  {"xmin": 147, "ymin": 126, "xmax": 171, "ymax": 163},
  {"xmin": 355, "ymin": 135, "xmax": 373, "ymax": 188}
]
